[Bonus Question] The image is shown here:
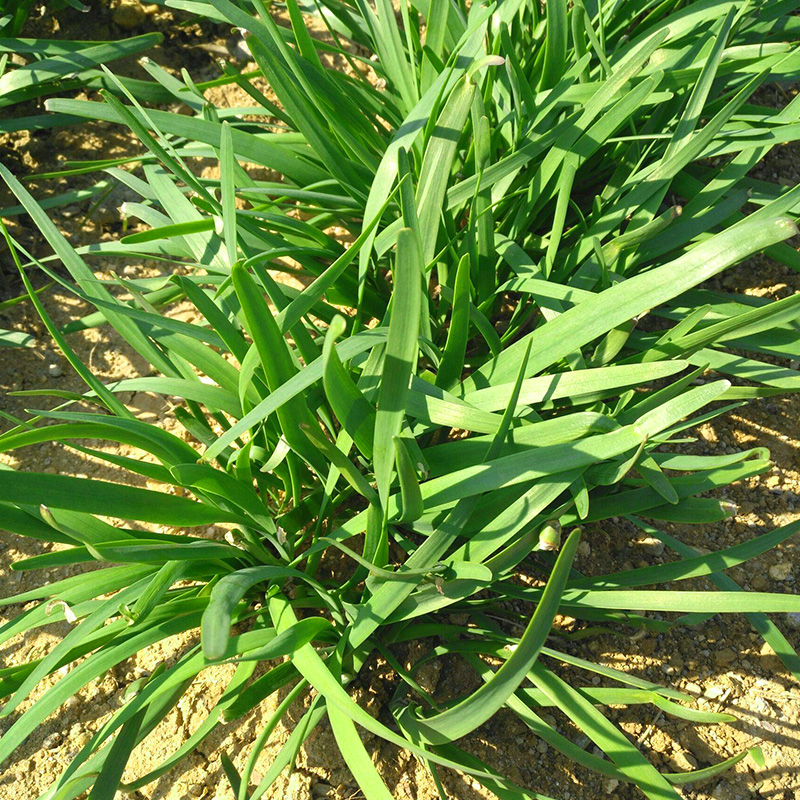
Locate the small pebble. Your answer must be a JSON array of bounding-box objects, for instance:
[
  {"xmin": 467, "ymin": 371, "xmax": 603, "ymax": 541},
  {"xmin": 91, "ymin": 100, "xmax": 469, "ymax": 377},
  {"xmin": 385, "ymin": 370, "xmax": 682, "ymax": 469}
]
[
  {"xmin": 113, "ymin": 1, "xmax": 147, "ymax": 29},
  {"xmin": 637, "ymin": 536, "xmax": 665, "ymax": 557},
  {"xmin": 713, "ymin": 647, "xmax": 736, "ymax": 667},
  {"xmin": 786, "ymin": 612, "xmax": 800, "ymax": 629},
  {"xmin": 711, "ymin": 781, "xmax": 738, "ymax": 800},
  {"xmin": 769, "ymin": 562, "xmax": 792, "ymax": 582},
  {"xmin": 752, "ymin": 696, "xmax": 772, "ymax": 715},
  {"xmin": 604, "ymin": 778, "xmax": 619, "ymax": 794},
  {"xmin": 43, "ymin": 732, "xmax": 62, "ymax": 749},
  {"xmin": 47, "ymin": 362, "xmax": 63, "ymax": 378},
  {"xmin": 704, "ymin": 686, "xmax": 725, "ymax": 700}
]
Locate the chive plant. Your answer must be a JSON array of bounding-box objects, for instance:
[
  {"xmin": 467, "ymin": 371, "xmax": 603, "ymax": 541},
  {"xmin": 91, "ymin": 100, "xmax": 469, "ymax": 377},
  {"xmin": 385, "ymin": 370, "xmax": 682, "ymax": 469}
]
[{"xmin": 2, "ymin": 0, "xmax": 800, "ymax": 797}]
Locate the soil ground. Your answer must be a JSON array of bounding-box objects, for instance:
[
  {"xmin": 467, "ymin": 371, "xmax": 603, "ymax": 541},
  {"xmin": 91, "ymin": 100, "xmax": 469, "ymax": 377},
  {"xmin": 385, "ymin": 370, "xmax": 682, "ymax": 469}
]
[{"xmin": 1, "ymin": 3, "xmax": 800, "ymax": 800}]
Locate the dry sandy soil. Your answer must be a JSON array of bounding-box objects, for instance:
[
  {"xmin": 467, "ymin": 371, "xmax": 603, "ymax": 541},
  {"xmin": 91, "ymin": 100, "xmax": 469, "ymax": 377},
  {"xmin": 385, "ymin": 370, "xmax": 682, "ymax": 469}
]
[{"xmin": 1, "ymin": 3, "xmax": 800, "ymax": 800}]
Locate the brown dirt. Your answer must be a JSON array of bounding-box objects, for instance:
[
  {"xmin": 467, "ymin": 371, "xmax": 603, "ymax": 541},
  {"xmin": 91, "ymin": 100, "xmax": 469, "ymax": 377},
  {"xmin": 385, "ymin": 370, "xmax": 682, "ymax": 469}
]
[{"xmin": 2, "ymin": 3, "xmax": 800, "ymax": 800}]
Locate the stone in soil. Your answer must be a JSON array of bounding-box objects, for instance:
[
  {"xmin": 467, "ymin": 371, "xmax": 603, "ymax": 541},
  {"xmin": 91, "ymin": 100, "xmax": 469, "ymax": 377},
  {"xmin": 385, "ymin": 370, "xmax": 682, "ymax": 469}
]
[{"xmin": 113, "ymin": 1, "xmax": 147, "ymax": 29}]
